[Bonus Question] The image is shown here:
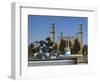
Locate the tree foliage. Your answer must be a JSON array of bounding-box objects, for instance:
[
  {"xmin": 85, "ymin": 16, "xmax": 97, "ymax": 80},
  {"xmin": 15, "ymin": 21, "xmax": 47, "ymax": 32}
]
[
  {"xmin": 58, "ymin": 39, "xmax": 66, "ymax": 54},
  {"xmin": 82, "ymin": 44, "xmax": 88, "ymax": 55},
  {"xmin": 28, "ymin": 43, "xmax": 34, "ymax": 57},
  {"xmin": 73, "ymin": 38, "xmax": 81, "ymax": 54}
]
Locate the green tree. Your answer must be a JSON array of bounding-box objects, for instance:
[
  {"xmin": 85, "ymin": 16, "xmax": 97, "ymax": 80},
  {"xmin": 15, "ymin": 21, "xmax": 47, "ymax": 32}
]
[
  {"xmin": 73, "ymin": 38, "xmax": 81, "ymax": 54},
  {"xmin": 28, "ymin": 43, "xmax": 34, "ymax": 58},
  {"xmin": 82, "ymin": 44, "xmax": 88, "ymax": 55},
  {"xmin": 58, "ymin": 39, "xmax": 66, "ymax": 54},
  {"xmin": 45, "ymin": 37, "xmax": 54, "ymax": 46}
]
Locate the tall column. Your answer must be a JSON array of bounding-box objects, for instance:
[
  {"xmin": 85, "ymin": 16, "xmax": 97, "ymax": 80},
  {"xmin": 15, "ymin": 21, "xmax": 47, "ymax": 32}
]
[
  {"xmin": 78, "ymin": 24, "xmax": 82, "ymax": 45},
  {"xmin": 77, "ymin": 24, "xmax": 83, "ymax": 54},
  {"xmin": 50, "ymin": 22, "xmax": 55, "ymax": 43}
]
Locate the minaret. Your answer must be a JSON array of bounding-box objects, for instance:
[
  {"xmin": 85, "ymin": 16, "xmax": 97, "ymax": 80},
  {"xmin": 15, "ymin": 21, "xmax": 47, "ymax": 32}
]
[
  {"xmin": 50, "ymin": 21, "xmax": 55, "ymax": 43},
  {"xmin": 77, "ymin": 23, "xmax": 83, "ymax": 53},
  {"xmin": 78, "ymin": 24, "xmax": 82, "ymax": 45}
]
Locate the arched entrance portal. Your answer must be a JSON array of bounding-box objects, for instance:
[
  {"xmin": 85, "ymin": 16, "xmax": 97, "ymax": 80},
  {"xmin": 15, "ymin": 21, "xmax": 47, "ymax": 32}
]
[{"xmin": 66, "ymin": 40, "xmax": 72, "ymax": 48}]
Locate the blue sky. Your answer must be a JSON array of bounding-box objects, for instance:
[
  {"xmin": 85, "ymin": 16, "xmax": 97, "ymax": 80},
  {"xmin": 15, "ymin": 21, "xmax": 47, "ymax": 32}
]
[{"xmin": 28, "ymin": 15, "xmax": 88, "ymax": 45}]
